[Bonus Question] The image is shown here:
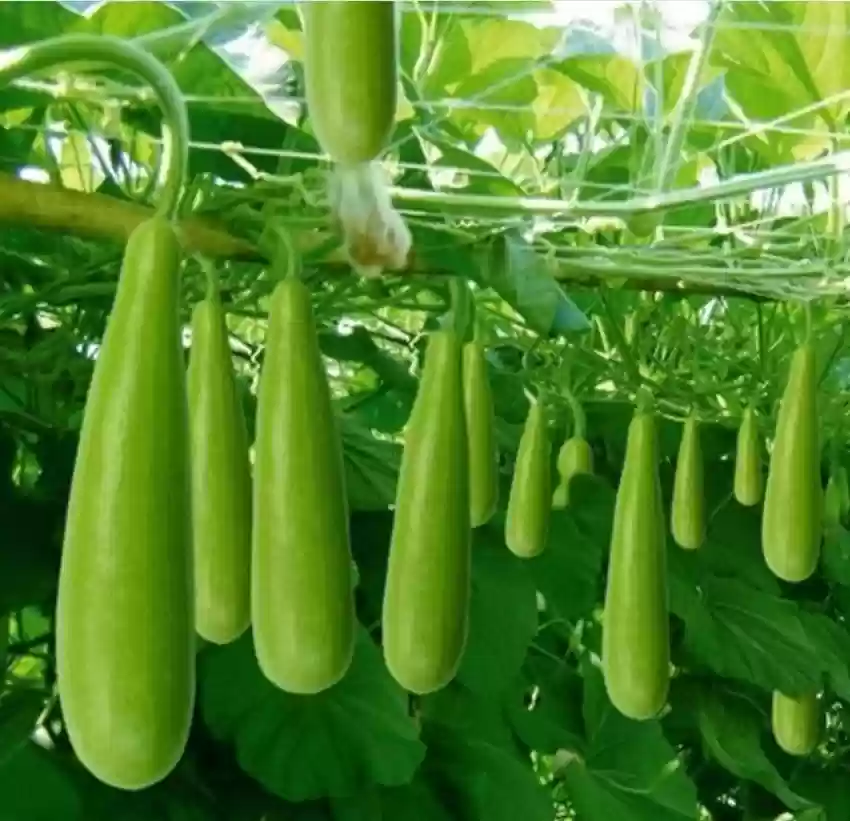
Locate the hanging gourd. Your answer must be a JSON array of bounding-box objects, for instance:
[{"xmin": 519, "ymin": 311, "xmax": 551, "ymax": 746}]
[
  {"xmin": 49, "ymin": 36, "xmax": 195, "ymax": 790},
  {"xmin": 762, "ymin": 342, "xmax": 822, "ymax": 583},
  {"xmin": 603, "ymin": 391, "xmax": 670, "ymax": 721},
  {"xmin": 252, "ymin": 265, "xmax": 356, "ymax": 695},
  {"xmin": 187, "ymin": 268, "xmax": 252, "ymax": 646},
  {"xmin": 734, "ymin": 405, "xmax": 763, "ymax": 507},
  {"xmin": 302, "ymin": 2, "xmax": 410, "ymax": 274},
  {"xmin": 671, "ymin": 413, "xmax": 705, "ymax": 550}
]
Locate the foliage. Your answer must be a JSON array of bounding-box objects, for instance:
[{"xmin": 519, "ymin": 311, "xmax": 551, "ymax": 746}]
[{"xmin": 3, "ymin": 2, "xmax": 850, "ymax": 820}]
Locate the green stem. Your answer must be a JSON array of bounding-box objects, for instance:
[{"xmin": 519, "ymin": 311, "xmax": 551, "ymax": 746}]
[
  {"xmin": 635, "ymin": 387, "xmax": 655, "ymax": 415},
  {"xmin": 447, "ymin": 277, "xmax": 473, "ymax": 338},
  {"xmin": 804, "ymin": 302, "xmax": 813, "ymax": 344},
  {"xmin": 198, "ymin": 258, "xmax": 220, "ymax": 301},
  {"xmin": 565, "ymin": 386, "xmax": 586, "ymax": 439},
  {"xmin": 0, "ymin": 34, "xmax": 188, "ymax": 219}
]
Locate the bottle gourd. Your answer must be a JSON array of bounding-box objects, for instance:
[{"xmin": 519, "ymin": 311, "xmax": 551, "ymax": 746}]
[
  {"xmin": 383, "ymin": 329, "xmax": 471, "ymax": 694},
  {"xmin": 602, "ymin": 398, "xmax": 670, "ymax": 721},
  {"xmin": 552, "ymin": 435, "xmax": 593, "ymax": 509},
  {"xmin": 505, "ymin": 397, "xmax": 552, "ymax": 558},
  {"xmin": 762, "ymin": 344, "xmax": 822, "ymax": 583},
  {"xmin": 253, "ymin": 277, "xmax": 355, "ymax": 695},
  {"xmin": 302, "ymin": 1, "xmax": 397, "ymax": 167},
  {"xmin": 463, "ymin": 340, "xmax": 499, "ymax": 527},
  {"xmin": 187, "ymin": 286, "xmax": 252, "ymax": 645},
  {"xmin": 56, "ymin": 218, "xmax": 195, "ymax": 791},
  {"xmin": 734, "ymin": 405, "xmax": 763, "ymax": 507},
  {"xmin": 671, "ymin": 414, "xmax": 705, "ymax": 550},
  {"xmin": 772, "ymin": 691, "xmax": 820, "ymax": 756}
]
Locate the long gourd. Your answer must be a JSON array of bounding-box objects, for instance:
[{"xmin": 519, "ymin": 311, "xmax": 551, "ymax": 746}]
[
  {"xmin": 463, "ymin": 340, "xmax": 499, "ymax": 527},
  {"xmin": 772, "ymin": 691, "xmax": 820, "ymax": 756},
  {"xmin": 734, "ymin": 405, "xmax": 763, "ymax": 507},
  {"xmin": 187, "ymin": 287, "xmax": 252, "ymax": 645},
  {"xmin": 602, "ymin": 399, "xmax": 670, "ymax": 721},
  {"xmin": 56, "ymin": 218, "xmax": 194, "ymax": 790},
  {"xmin": 671, "ymin": 414, "xmax": 705, "ymax": 550},
  {"xmin": 505, "ymin": 398, "xmax": 552, "ymax": 558},
  {"xmin": 382, "ymin": 329, "xmax": 471, "ymax": 695},
  {"xmin": 302, "ymin": 2, "xmax": 397, "ymax": 166},
  {"xmin": 252, "ymin": 277, "xmax": 355, "ymax": 695},
  {"xmin": 762, "ymin": 344, "xmax": 822, "ymax": 582},
  {"xmin": 552, "ymin": 436, "xmax": 593, "ymax": 509}
]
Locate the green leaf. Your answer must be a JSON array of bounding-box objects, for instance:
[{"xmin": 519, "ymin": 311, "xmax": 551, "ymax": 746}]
[
  {"xmin": 669, "ymin": 571, "xmax": 823, "ymax": 695},
  {"xmin": 696, "ymin": 687, "xmax": 811, "ymax": 811},
  {"xmin": 482, "ymin": 233, "xmax": 590, "ymax": 337},
  {"xmin": 560, "ymin": 665, "xmax": 699, "ymax": 821},
  {"xmin": 821, "ymin": 526, "xmax": 850, "ymax": 586},
  {"xmin": 422, "ymin": 725, "xmax": 553, "ymax": 821},
  {"xmin": 792, "ymin": 767, "xmax": 850, "ymax": 821},
  {"xmin": 341, "ymin": 417, "xmax": 400, "ymax": 511},
  {"xmin": 0, "ymin": 1, "xmax": 79, "ymax": 47},
  {"xmin": 556, "ymin": 54, "xmax": 644, "ymax": 112},
  {"xmin": 529, "ymin": 474, "xmax": 611, "ymax": 623},
  {"xmin": 797, "ymin": 612, "xmax": 850, "ymax": 703},
  {"xmin": 507, "ymin": 661, "xmax": 584, "ymax": 755},
  {"xmin": 330, "ymin": 779, "xmax": 451, "ymax": 821},
  {"xmin": 456, "ymin": 534, "xmax": 538, "ymax": 694},
  {"xmin": 0, "ymin": 687, "xmax": 44, "ymax": 768},
  {"xmin": 0, "ymin": 743, "xmax": 85, "ymax": 821},
  {"xmin": 199, "ymin": 628, "xmax": 425, "ymax": 801}
]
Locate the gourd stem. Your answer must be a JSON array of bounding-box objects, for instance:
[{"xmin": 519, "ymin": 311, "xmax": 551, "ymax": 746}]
[
  {"xmin": 562, "ymin": 379, "xmax": 586, "ymax": 439},
  {"xmin": 635, "ymin": 387, "xmax": 654, "ymax": 415},
  {"xmin": 199, "ymin": 258, "xmax": 220, "ymax": 301},
  {"xmin": 0, "ymin": 34, "xmax": 188, "ymax": 219}
]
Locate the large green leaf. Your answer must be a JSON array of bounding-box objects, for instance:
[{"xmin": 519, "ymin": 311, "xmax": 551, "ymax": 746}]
[
  {"xmin": 529, "ymin": 474, "xmax": 612, "ymax": 623},
  {"xmin": 456, "ymin": 533, "xmax": 538, "ymax": 694},
  {"xmin": 669, "ymin": 569, "xmax": 823, "ymax": 695},
  {"xmin": 481, "ymin": 233, "xmax": 590, "ymax": 337},
  {"xmin": 199, "ymin": 628, "xmax": 425, "ymax": 801},
  {"xmin": 560, "ymin": 665, "xmax": 699, "ymax": 821},
  {"xmin": 422, "ymin": 725, "xmax": 553, "ymax": 821},
  {"xmin": 696, "ymin": 686, "xmax": 811, "ymax": 811}
]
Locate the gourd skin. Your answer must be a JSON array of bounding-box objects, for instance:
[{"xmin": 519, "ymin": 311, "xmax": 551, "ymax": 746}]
[
  {"xmin": 772, "ymin": 691, "xmax": 820, "ymax": 756},
  {"xmin": 734, "ymin": 406, "xmax": 763, "ymax": 507},
  {"xmin": 382, "ymin": 330, "xmax": 471, "ymax": 695},
  {"xmin": 56, "ymin": 218, "xmax": 194, "ymax": 791},
  {"xmin": 187, "ymin": 295, "xmax": 252, "ymax": 645},
  {"xmin": 671, "ymin": 415, "xmax": 705, "ymax": 551},
  {"xmin": 303, "ymin": 2, "xmax": 398, "ymax": 166},
  {"xmin": 505, "ymin": 399, "xmax": 552, "ymax": 558},
  {"xmin": 762, "ymin": 344, "xmax": 822, "ymax": 583},
  {"xmin": 463, "ymin": 340, "xmax": 499, "ymax": 528},
  {"xmin": 552, "ymin": 437, "xmax": 593, "ymax": 509},
  {"xmin": 252, "ymin": 277, "xmax": 355, "ymax": 695},
  {"xmin": 602, "ymin": 406, "xmax": 670, "ymax": 721}
]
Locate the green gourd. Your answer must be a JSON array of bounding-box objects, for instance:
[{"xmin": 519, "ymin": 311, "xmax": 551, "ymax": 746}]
[
  {"xmin": 552, "ymin": 436, "xmax": 593, "ymax": 509},
  {"xmin": 505, "ymin": 398, "xmax": 552, "ymax": 558},
  {"xmin": 734, "ymin": 405, "xmax": 763, "ymax": 507},
  {"xmin": 462, "ymin": 340, "xmax": 499, "ymax": 527},
  {"xmin": 762, "ymin": 344, "xmax": 822, "ymax": 582},
  {"xmin": 671, "ymin": 414, "xmax": 705, "ymax": 550},
  {"xmin": 187, "ymin": 285, "xmax": 252, "ymax": 645},
  {"xmin": 772, "ymin": 691, "xmax": 820, "ymax": 756},
  {"xmin": 302, "ymin": 2, "xmax": 398, "ymax": 166},
  {"xmin": 56, "ymin": 217, "xmax": 194, "ymax": 791},
  {"xmin": 252, "ymin": 276, "xmax": 355, "ymax": 695},
  {"xmin": 602, "ymin": 398, "xmax": 670, "ymax": 721},
  {"xmin": 382, "ymin": 329, "xmax": 471, "ymax": 695}
]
